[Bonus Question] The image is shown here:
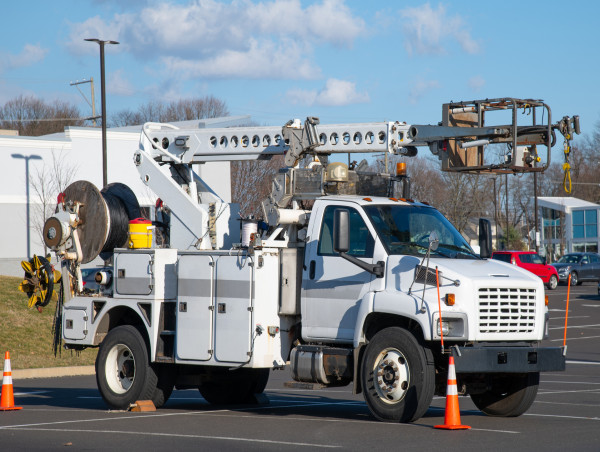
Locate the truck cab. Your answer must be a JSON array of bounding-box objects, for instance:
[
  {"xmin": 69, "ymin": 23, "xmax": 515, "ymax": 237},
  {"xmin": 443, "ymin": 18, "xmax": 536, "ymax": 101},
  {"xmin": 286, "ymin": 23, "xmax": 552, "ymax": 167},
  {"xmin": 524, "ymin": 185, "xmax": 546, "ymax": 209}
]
[{"xmin": 292, "ymin": 195, "xmax": 563, "ymax": 422}]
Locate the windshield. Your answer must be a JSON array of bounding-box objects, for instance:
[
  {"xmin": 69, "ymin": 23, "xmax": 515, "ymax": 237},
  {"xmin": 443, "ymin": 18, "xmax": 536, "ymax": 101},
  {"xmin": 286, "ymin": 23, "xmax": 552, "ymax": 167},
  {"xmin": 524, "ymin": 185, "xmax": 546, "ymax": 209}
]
[
  {"xmin": 557, "ymin": 254, "xmax": 581, "ymax": 264},
  {"xmin": 363, "ymin": 204, "xmax": 477, "ymax": 259}
]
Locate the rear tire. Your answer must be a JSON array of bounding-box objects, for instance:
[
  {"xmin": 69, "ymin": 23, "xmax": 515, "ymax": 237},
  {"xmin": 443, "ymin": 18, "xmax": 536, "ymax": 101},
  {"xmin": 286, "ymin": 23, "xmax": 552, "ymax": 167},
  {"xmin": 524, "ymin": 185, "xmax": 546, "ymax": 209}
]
[
  {"xmin": 361, "ymin": 327, "xmax": 434, "ymax": 423},
  {"xmin": 151, "ymin": 363, "xmax": 176, "ymax": 408},
  {"xmin": 199, "ymin": 368, "xmax": 270, "ymax": 405},
  {"xmin": 96, "ymin": 325, "xmax": 157, "ymax": 410},
  {"xmin": 470, "ymin": 372, "xmax": 539, "ymax": 417}
]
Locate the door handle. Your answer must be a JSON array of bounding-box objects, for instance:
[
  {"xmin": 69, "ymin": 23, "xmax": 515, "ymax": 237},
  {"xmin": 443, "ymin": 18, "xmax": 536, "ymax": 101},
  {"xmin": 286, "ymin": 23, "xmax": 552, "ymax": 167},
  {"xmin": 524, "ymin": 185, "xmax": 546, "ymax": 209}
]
[{"xmin": 309, "ymin": 260, "xmax": 316, "ymax": 280}]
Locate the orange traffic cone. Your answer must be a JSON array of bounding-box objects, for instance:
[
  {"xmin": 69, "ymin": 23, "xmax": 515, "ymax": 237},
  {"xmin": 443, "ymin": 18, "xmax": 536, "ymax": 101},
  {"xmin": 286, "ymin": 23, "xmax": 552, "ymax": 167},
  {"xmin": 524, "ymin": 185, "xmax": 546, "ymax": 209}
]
[
  {"xmin": 0, "ymin": 351, "xmax": 22, "ymax": 411},
  {"xmin": 434, "ymin": 356, "xmax": 469, "ymax": 430}
]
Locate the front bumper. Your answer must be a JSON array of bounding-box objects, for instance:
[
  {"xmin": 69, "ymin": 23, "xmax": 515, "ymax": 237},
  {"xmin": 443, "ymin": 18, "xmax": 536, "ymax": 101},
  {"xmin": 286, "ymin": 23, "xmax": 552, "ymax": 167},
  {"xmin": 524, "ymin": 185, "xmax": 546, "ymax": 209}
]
[{"xmin": 452, "ymin": 345, "xmax": 565, "ymax": 373}]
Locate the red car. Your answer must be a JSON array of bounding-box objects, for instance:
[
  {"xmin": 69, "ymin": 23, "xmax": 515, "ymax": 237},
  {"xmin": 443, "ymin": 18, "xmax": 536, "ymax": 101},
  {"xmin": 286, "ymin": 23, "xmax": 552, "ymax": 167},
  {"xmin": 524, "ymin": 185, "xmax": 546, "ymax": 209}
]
[{"xmin": 491, "ymin": 251, "xmax": 559, "ymax": 290}]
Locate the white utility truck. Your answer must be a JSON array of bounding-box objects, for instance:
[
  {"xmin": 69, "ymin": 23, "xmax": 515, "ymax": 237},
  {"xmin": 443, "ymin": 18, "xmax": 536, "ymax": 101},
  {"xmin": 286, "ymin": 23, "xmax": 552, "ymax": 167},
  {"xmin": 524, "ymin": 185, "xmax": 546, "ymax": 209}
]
[{"xmin": 22, "ymin": 98, "xmax": 578, "ymax": 422}]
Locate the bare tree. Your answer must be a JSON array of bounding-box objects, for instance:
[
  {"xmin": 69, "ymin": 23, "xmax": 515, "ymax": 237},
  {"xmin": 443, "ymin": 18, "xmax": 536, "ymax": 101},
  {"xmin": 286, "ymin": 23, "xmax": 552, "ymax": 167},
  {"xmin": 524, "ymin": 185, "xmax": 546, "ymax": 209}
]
[
  {"xmin": 111, "ymin": 96, "xmax": 229, "ymax": 126},
  {"xmin": 0, "ymin": 95, "xmax": 84, "ymax": 136},
  {"xmin": 30, "ymin": 149, "xmax": 79, "ymax": 254},
  {"xmin": 231, "ymin": 156, "xmax": 284, "ymax": 218}
]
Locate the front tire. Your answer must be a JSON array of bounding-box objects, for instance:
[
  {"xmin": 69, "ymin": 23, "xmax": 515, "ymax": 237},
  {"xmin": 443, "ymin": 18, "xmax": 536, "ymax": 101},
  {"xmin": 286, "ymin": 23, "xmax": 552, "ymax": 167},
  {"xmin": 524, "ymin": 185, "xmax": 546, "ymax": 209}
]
[
  {"xmin": 96, "ymin": 325, "xmax": 158, "ymax": 410},
  {"xmin": 470, "ymin": 372, "xmax": 539, "ymax": 417},
  {"xmin": 361, "ymin": 327, "xmax": 434, "ymax": 423},
  {"xmin": 570, "ymin": 271, "xmax": 580, "ymax": 286},
  {"xmin": 547, "ymin": 275, "xmax": 558, "ymax": 290}
]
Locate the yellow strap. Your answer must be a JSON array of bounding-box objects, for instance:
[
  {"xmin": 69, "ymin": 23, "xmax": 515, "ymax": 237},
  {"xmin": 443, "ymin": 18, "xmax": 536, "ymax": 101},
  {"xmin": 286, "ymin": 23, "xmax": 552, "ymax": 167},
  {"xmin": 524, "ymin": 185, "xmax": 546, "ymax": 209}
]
[{"xmin": 562, "ymin": 162, "xmax": 572, "ymax": 193}]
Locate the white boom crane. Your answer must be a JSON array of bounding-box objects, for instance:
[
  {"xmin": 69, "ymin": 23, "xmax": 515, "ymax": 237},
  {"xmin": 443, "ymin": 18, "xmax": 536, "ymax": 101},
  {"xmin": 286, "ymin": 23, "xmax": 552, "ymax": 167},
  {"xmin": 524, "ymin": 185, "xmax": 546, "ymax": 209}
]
[{"xmin": 135, "ymin": 97, "xmax": 579, "ymax": 251}]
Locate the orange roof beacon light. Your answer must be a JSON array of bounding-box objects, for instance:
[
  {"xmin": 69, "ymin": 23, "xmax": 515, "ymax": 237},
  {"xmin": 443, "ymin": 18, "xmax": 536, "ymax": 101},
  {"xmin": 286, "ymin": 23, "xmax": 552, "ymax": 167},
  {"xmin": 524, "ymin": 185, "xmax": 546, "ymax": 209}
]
[{"xmin": 396, "ymin": 162, "xmax": 407, "ymax": 176}]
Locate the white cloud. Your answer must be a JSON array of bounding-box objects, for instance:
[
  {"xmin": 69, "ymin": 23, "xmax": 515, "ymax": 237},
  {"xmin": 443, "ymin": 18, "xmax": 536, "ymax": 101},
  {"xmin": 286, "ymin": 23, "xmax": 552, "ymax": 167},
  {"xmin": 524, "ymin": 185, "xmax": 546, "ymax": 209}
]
[
  {"xmin": 66, "ymin": 16, "xmax": 124, "ymax": 55},
  {"xmin": 287, "ymin": 78, "xmax": 369, "ymax": 107},
  {"xmin": 162, "ymin": 38, "xmax": 320, "ymax": 80},
  {"xmin": 107, "ymin": 69, "xmax": 135, "ymax": 96},
  {"xmin": 0, "ymin": 44, "xmax": 48, "ymax": 72},
  {"xmin": 468, "ymin": 75, "xmax": 485, "ymax": 92},
  {"xmin": 66, "ymin": 0, "xmax": 365, "ymax": 80},
  {"xmin": 408, "ymin": 78, "xmax": 440, "ymax": 104},
  {"xmin": 400, "ymin": 3, "xmax": 480, "ymax": 56}
]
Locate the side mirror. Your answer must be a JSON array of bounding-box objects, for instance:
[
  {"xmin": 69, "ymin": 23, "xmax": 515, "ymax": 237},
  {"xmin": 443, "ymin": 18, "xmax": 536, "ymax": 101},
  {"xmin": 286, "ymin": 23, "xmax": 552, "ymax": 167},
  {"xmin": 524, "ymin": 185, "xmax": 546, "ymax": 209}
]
[
  {"xmin": 479, "ymin": 218, "xmax": 492, "ymax": 259},
  {"xmin": 333, "ymin": 209, "xmax": 349, "ymax": 253},
  {"xmin": 428, "ymin": 230, "xmax": 439, "ymax": 251}
]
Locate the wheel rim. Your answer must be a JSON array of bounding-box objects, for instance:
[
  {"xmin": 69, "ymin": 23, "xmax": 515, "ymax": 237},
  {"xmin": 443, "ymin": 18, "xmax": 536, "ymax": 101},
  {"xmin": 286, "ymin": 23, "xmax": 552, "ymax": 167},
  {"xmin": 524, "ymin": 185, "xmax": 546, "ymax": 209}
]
[
  {"xmin": 550, "ymin": 276, "xmax": 557, "ymax": 289},
  {"xmin": 372, "ymin": 348, "xmax": 410, "ymax": 404},
  {"xmin": 571, "ymin": 272, "xmax": 578, "ymax": 285},
  {"xmin": 105, "ymin": 344, "xmax": 135, "ymax": 394}
]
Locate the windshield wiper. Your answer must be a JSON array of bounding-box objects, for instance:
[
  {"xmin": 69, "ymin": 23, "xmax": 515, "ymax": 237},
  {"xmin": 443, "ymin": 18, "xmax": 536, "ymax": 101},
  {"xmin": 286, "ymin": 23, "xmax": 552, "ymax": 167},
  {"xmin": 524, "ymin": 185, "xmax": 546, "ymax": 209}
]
[
  {"xmin": 438, "ymin": 243, "xmax": 479, "ymax": 258},
  {"xmin": 391, "ymin": 242, "xmax": 452, "ymax": 258}
]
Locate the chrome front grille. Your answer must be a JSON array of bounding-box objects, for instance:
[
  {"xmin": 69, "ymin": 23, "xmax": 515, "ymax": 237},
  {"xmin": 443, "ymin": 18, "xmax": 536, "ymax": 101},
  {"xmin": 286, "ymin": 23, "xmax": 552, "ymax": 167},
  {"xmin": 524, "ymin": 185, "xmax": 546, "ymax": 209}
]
[{"xmin": 478, "ymin": 287, "xmax": 536, "ymax": 334}]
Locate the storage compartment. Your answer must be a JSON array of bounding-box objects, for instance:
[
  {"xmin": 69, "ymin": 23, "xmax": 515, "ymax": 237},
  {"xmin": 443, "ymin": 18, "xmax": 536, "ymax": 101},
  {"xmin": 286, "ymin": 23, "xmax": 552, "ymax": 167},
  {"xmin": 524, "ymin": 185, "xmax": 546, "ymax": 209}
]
[
  {"xmin": 279, "ymin": 248, "xmax": 303, "ymax": 315},
  {"xmin": 115, "ymin": 252, "xmax": 153, "ymax": 296},
  {"xmin": 63, "ymin": 308, "xmax": 88, "ymax": 340},
  {"xmin": 176, "ymin": 254, "xmax": 214, "ymax": 361}
]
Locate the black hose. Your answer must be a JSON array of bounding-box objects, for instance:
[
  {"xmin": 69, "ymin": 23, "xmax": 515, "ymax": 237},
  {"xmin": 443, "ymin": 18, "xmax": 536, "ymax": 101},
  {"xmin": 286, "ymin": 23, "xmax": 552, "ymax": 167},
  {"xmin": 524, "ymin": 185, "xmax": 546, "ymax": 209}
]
[{"xmin": 101, "ymin": 192, "xmax": 130, "ymax": 254}]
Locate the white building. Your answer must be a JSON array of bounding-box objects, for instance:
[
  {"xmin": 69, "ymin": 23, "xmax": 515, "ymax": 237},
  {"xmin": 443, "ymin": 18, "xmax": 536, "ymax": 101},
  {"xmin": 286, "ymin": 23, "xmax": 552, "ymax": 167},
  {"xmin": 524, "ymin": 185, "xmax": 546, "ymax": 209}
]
[
  {"xmin": 537, "ymin": 196, "xmax": 600, "ymax": 261},
  {"xmin": 0, "ymin": 116, "xmax": 249, "ymax": 276}
]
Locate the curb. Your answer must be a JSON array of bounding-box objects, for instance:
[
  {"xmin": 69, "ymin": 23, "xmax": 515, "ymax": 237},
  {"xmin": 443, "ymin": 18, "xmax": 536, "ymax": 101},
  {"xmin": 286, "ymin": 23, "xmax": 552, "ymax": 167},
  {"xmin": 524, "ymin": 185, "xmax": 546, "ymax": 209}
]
[{"xmin": 11, "ymin": 366, "xmax": 96, "ymax": 380}]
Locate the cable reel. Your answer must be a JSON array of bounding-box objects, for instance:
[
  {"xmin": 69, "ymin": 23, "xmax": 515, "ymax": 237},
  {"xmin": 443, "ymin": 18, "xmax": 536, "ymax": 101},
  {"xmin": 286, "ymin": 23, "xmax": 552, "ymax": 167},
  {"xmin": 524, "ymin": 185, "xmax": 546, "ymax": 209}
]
[{"xmin": 18, "ymin": 255, "xmax": 62, "ymax": 312}]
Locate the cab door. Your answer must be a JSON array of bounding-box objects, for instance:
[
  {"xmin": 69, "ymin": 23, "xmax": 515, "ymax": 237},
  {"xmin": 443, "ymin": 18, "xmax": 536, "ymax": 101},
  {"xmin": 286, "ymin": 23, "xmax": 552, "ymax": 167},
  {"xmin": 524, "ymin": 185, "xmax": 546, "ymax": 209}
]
[{"xmin": 301, "ymin": 204, "xmax": 375, "ymax": 342}]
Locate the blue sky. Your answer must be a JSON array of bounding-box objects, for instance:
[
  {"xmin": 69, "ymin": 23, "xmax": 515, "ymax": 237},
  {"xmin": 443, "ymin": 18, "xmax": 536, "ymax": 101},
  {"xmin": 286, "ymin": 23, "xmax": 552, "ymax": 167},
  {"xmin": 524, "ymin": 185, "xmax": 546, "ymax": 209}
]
[{"xmin": 1, "ymin": 0, "xmax": 597, "ymax": 155}]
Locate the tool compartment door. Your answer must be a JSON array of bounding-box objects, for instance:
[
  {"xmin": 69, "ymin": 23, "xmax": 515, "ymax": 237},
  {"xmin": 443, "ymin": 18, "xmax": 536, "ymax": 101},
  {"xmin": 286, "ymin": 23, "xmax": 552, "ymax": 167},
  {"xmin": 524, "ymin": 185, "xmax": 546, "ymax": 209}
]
[
  {"xmin": 176, "ymin": 254, "xmax": 214, "ymax": 361},
  {"xmin": 63, "ymin": 308, "xmax": 88, "ymax": 340},
  {"xmin": 214, "ymin": 255, "xmax": 253, "ymax": 363},
  {"xmin": 114, "ymin": 252, "xmax": 154, "ymax": 296}
]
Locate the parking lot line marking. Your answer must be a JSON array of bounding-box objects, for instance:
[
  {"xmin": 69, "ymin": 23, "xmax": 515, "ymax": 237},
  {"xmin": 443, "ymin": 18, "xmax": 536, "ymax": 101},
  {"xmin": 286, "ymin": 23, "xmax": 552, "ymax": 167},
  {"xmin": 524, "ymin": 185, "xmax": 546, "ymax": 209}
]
[
  {"xmin": 549, "ymin": 323, "xmax": 600, "ymax": 330},
  {"xmin": 582, "ymin": 305, "xmax": 600, "ymax": 308},
  {"xmin": 540, "ymin": 380, "xmax": 600, "ymax": 385},
  {"xmin": 550, "ymin": 335, "xmax": 600, "ymax": 342},
  {"xmin": 3, "ymin": 427, "xmax": 341, "ymax": 448},
  {"xmin": 13, "ymin": 391, "xmax": 49, "ymax": 396},
  {"xmin": 524, "ymin": 413, "xmax": 600, "ymax": 421},
  {"xmin": 549, "ymin": 315, "xmax": 589, "ymax": 320},
  {"xmin": 535, "ymin": 400, "xmax": 600, "ymax": 407},
  {"xmin": 469, "ymin": 428, "xmax": 519, "ymax": 434},
  {"xmin": 538, "ymin": 389, "xmax": 600, "ymax": 395},
  {"xmin": 566, "ymin": 360, "xmax": 600, "ymax": 365}
]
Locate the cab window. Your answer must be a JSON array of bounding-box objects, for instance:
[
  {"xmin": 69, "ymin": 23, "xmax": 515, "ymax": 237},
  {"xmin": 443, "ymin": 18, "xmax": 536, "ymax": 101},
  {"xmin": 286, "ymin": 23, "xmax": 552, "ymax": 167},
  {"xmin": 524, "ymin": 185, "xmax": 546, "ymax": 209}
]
[{"xmin": 318, "ymin": 206, "xmax": 374, "ymax": 258}]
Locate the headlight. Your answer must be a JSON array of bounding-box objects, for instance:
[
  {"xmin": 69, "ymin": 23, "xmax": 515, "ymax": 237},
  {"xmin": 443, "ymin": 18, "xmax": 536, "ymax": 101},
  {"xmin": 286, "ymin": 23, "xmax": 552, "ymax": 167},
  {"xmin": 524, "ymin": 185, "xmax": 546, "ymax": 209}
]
[
  {"xmin": 436, "ymin": 318, "xmax": 465, "ymax": 337},
  {"xmin": 558, "ymin": 266, "xmax": 570, "ymax": 274}
]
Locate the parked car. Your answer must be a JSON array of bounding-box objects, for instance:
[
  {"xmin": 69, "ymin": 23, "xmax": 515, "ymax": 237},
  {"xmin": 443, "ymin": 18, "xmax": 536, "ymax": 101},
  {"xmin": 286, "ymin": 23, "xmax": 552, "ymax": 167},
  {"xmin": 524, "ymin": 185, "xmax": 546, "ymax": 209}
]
[
  {"xmin": 551, "ymin": 252, "xmax": 600, "ymax": 286},
  {"xmin": 80, "ymin": 267, "xmax": 112, "ymax": 293},
  {"xmin": 491, "ymin": 250, "xmax": 559, "ymax": 290}
]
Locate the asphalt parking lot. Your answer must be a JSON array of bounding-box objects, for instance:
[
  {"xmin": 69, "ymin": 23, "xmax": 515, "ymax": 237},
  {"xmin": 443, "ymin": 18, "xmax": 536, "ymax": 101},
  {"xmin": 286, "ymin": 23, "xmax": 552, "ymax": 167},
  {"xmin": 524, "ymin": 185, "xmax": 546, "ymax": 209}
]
[{"xmin": 1, "ymin": 283, "xmax": 599, "ymax": 451}]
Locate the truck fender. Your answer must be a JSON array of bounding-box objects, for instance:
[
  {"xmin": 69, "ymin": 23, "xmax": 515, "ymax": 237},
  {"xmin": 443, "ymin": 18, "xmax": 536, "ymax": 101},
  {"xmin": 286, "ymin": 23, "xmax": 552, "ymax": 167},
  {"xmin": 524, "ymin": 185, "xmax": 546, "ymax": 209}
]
[
  {"xmin": 365, "ymin": 291, "xmax": 433, "ymax": 341},
  {"xmin": 352, "ymin": 291, "xmax": 376, "ymax": 348},
  {"xmin": 93, "ymin": 305, "xmax": 150, "ymax": 353}
]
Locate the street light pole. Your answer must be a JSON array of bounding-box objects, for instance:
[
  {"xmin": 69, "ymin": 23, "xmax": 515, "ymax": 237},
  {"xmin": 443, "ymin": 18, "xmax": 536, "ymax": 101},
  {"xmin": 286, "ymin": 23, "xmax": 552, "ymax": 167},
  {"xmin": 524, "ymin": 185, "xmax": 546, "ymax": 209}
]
[{"xmin": 85, "ymin": 38, "xmax": 119, "ymax": 188}]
